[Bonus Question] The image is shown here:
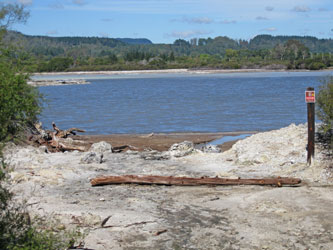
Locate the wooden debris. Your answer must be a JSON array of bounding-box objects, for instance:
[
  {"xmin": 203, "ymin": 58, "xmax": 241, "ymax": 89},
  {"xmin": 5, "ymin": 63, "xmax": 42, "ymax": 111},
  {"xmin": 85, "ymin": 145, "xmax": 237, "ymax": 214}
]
[
  {"xmin": 90, "ymin": 175, "xmax": 301, "ymax": 187},
  {"xmin": 29, "ymin": 122, "xmax": 87, "ymax": 152},
  {"xmin": 154, "ymin": 229, "xmax": 168, "ymax": 236},
  {"xmin": 52, "ymin": 122, "xmax": 86, "ymax": 138},
  {"xmin": 112, "ymin": 145, "xmax": 139, "ymax": 153},
  {"xmin": 101, "ymin": 216, "xmax": 112, "ymax": 228}
]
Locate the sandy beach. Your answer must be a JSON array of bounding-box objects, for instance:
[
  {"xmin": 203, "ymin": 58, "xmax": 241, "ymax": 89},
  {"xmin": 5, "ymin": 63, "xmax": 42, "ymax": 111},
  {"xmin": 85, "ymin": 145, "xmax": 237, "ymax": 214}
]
[
  {"xmin": 28, "ymin": 68, "xmax": 333, "ymax": 86},
  {"xmin": 32, "ymin": 68, "xmax": 310, "ymax": 77}
]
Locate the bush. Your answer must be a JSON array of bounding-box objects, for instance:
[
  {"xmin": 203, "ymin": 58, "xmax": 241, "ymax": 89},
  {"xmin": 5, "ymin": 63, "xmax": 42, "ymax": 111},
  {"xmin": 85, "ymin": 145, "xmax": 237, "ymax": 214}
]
[
  {"xmin": 308, "ymin": 61, "xmax": 326, "ymax": 70},
  {"xmin": 316, "ymin": 77, "xmax": 333, "ymax": 154},
  {"xmin": 0, "ymin": 54, "xmax": 42, "ymax": 142}
]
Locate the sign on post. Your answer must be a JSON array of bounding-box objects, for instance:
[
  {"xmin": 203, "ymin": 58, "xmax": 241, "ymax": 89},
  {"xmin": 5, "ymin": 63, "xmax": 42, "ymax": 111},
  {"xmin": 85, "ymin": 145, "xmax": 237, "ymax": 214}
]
[
  {"xmin": 305, "ymin": 87, "xmax": 315, "ymax": 165},
  {"xmin": 305, "ymin": 90, "xmax": 315, "ymax": 103}
]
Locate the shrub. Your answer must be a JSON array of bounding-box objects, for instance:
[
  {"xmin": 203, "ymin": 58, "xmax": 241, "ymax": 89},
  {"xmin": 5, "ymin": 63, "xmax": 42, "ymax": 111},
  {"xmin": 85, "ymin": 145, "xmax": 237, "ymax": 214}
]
[
  {"xmin": 316, "ymin": 77, "xmax": 333, "ymax": 154},
  {"xmin": 308, "ymin": 61, "xmax": 326, "ymax": 70},
  {"xmin": 0, "ymin": 54, "xmax": 42, "ymax": 142}
]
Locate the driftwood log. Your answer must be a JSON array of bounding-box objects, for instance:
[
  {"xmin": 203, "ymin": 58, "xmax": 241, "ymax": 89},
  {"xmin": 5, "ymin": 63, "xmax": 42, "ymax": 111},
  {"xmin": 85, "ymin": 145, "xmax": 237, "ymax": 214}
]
[
  {"xmin": 29, "ymin": 122, "xmax": 87, "ymax": 152},
  {"xmin": 90, "ymin": 175, "xmax": 302, "ymax": 187},
  {"xmin": 52, "ymin": 122, "xmax": 85, "ymax": 138}
]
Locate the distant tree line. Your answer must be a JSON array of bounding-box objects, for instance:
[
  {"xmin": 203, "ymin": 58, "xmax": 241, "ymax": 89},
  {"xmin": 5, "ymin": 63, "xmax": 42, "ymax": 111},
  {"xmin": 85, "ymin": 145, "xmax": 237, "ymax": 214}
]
[{"xmin": 3, "ymin": 31, "xmax": 333, "ymax": 72}]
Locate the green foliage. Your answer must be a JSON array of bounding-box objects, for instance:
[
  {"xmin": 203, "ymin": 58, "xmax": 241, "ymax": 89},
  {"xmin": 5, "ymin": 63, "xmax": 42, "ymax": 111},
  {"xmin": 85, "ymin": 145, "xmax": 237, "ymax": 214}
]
[
  {"xmin": 317, "ymin": 77, "xmax": 333, "ymax": 133},
  {"xmin": 316, "ymin": 77, "xmax": 333, "ymax": 153},
  {"xmin": 0, "ymin": 54, "xmax": 42, "ymax": 141},
  {"xmin": 308, "ymin": 61, "xmax": 326, "ymax": 70},
  {"xmin": 0, "ymin": 3, "xmax": 29, "ymax": 38},
  {"xmin": 3, "ymin": 30, "xmax": 333, "ymax": 72},
  {"xmin": 249, "ymin": 34, "xmax": 333, "ymax": 53},
  {"xmin": 0, "ymin": 2, "xmax": 41, "ymax": 142},
  {"xmin": 0, "ymin": 3, "xmax": 84, "ymax": 249},
  {"xmin": 38, "ymin": 57, "xmax": 74, "ymax": 72}
]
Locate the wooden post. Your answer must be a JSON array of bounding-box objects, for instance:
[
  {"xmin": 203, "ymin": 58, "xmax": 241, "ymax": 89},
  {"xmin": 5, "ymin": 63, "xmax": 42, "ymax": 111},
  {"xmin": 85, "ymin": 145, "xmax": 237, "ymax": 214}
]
[{"xmin": 306, "ymin": 87, "xmax": 315, "ymax": 165}]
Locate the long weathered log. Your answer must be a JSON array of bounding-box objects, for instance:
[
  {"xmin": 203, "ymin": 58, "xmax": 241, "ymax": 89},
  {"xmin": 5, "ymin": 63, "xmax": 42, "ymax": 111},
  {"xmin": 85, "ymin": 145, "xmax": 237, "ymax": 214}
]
[{"xmin": 90, "ymin": 175, "xmax": 301, "ymax": 187}]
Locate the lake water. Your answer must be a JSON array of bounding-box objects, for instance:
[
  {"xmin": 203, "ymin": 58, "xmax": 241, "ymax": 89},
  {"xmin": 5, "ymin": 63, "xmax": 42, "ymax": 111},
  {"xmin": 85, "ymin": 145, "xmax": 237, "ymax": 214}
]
[{"xmin": 36, "ymin": 71, "xmax": 333, "ymax": 134}]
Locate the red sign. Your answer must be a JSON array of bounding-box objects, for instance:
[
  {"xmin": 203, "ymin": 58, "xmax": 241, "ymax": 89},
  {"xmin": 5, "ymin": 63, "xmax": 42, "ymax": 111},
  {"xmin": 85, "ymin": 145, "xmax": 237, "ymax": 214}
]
[{"xmin": 305, "ymin": 91, "xmax": 315, "ymax": 103}]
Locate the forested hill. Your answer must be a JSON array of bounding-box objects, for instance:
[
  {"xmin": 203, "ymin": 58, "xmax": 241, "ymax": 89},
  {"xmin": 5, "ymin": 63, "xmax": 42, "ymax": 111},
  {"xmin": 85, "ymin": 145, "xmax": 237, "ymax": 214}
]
[
  {"xmin": 248, "ymin": 35, "xmax": 333, "ymax": 52},
  {"xmin": 5, "ymin": 31, "xmax": 333, "ymax": 55},
  {"xmin": 4, "ymin": 31, "xmax": 333, "ymax": 72},
  {"xmin": 116, "ymin": 38, "xmax": 153, "ymax": 45}
]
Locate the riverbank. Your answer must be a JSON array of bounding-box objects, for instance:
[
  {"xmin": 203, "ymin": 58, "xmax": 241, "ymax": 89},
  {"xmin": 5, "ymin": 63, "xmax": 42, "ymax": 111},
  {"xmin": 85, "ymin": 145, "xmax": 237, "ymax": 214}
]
[
  {"xmin": 33, "ymin": 67, "xmax": 333, "ymax": 76},
  {"xmin": 27, "ymin": 79, "xmax": 89, "ymax": 86},
  {"xmin": 32, "ymin": 68, "xmax": 320, "ymax": 77},
  {"xmin": 29, "ymin": 68, "xmax": 333, "ymax": 87},
  {"xmin": 2, "ymin": 123, "xmax": 332, "ymax": 249},
  {"xmin": 74, "ymin": 131, "xmax": 255, "ymax": 152}
]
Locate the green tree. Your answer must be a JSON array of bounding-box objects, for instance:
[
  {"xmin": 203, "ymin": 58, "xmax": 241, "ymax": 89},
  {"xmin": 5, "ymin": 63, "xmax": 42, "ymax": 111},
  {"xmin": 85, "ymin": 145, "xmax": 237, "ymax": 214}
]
[
  {"xmin": 0, "ymin": 3, "xmax": 41, "ymax": 142},
  {"xmin": 0, "ymin": 59, "xmax": 42, "ymax": 141},
  {"xmin": 0, "ymin": 3, "xmax": 29, "ymax": 38},
  {"xmin": 225, "ymin": 49, "xmax": 238, "ymax": 61},
  {"xmin": 0, "ymin": 3, "xmax": 82, "ymax": 249}
]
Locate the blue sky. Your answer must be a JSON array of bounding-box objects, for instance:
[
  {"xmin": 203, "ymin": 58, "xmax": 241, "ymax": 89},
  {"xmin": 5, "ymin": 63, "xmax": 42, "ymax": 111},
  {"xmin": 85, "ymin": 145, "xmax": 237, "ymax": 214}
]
[{"xmin": 7, "ymin": 0, "xmax": 333, "ymax": 43}]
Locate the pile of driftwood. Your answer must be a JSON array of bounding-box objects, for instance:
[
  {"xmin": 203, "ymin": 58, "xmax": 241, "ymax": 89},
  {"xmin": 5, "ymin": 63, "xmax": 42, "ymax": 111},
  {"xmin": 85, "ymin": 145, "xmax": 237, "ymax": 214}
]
[{"xmin": 28, "ymin": 122, "xmax": 88, "ymax": 152}]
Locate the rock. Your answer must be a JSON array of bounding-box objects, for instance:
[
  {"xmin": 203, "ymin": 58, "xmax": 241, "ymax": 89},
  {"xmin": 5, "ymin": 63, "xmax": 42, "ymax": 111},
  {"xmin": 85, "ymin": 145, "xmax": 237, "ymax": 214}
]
[
  {"xmin": 28, "ymin": 79, "xmax": 89, "ymax": 86},
  {"xmin": 3, "ymin": 145, "xmax": 45, "ymax": 168},
  {"xmin": 140, "ymin": 150, "xmax": 170, "ymax": 160},
  {"xmin": 82, "ymin": 141, "xmax": 112, "ymax": 164},
  {"xmin": 228, "ymin": 123, "xmax": 309, "ymax": 165},
  {"xmin": 169, "ymin": 141, "xmax": 196, "ymax": 157},
  {"xmin": 81, "ymin": 152, "xmax": 103, "ymax": 164},
  {"xmin": 126, "ymin": 150, "xmax": 138, "ymax": 155},
  {"xmin": 9, "ymin": 172, "xmax": 28, "ymax": 183},
  {"xmin": 38, "ymin": 145, "xmax": 49, "ymax": 153},
  {"xmin": 89, "ymin": 141, "xmax": 112, "ymax": 154},
  {"xmin": 200, "ymin": 145, "xmax": 221, "ymax": 153}
]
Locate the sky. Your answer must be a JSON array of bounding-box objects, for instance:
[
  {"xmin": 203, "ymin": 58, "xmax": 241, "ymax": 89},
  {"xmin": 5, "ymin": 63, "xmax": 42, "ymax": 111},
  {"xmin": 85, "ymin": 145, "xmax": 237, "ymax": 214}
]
[{"xmin": 5, "ymin": 0, "xmax": 333, "ymax": 43}]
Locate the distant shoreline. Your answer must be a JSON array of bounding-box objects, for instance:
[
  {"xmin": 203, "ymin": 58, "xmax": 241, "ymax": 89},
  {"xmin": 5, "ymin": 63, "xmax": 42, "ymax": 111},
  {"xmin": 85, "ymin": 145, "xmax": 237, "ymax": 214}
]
[
  {"xmin": 30, "ymin": 68, "xmax": 333, "ymax": 86},
  {"xmin": 33, "ymin": 68, "xmax": 333, "ymax": 77}
]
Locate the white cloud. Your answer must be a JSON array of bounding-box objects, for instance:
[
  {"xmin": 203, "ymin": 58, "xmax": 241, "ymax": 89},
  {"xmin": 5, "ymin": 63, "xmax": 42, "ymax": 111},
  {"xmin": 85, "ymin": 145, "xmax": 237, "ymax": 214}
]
[
  {"xmin": 172, "ymin": 17, "xmax": 213, "ymax": 24},
  {"xmin": 188, "ymin": 17, "xmax": 213, "ymax": 24},
  {"xmin": 256, "ymin": 16, "xmax": 269, "ymax": 20},
  {"xmin": 261, "ymin": 27, "xmax": 277, "ymax": 32},
  {"xmin": 46, "ymin": 30, "xmax": 58, "ymax": 35},
  {"xmin": 265, "ymin": 6, "xmax": 274, "ymax": 11},
  {"xmin": 219, "ymin": 19, "xmax": 237, "ymax": 24},
  {"xmin": 49, "ymin": 1, "xmax": 64, "ymax": 9},
  {"xmin": 72, "ymin": 0, "xmax": 87, "ymax": 6},
  {"xmin": 17, "ymin": 0, "xmax": 32, "ymax": 5},
  {"xmin": 101, "ymin": 18, "xmax": 113, "ymax": 22},
  {"xmin": 99, "ymin": 32, "xmax": 109, "ymax": 37},
  {"xmin": 292, "ymin": 5, "xmax": 311, "ymax": 12},
  {"xmin": 166, "ymin": 30, "xmax": 212, "ymax": 39}
]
